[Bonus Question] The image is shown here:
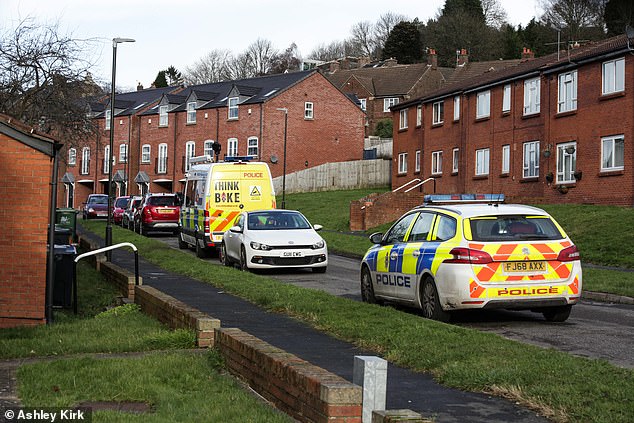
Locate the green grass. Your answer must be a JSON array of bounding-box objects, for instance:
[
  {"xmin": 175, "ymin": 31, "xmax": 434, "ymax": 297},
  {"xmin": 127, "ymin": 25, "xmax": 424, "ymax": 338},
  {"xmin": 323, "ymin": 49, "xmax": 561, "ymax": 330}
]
[
  {"xmin": 80, "ymin": 219, "xmax": 634, "ymax": 423},
  {"xmin": 18, "ymin": 350, "xmax": 292, "ymax": 423}
]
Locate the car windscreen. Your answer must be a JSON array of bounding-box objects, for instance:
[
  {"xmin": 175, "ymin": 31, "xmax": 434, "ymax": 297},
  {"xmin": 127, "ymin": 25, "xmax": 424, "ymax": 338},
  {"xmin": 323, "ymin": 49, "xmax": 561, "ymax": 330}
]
[
  {"xmin": 115, "ymin": 198, "xmax": 130, "ymax": 208},
  {"xmin": 247, "ymin": 212, "xmax": 311, "ymax": 230},
  {"xmin": 89, "ymin": 196, "xmax": 108, "ymax": 205},
  {"xmin": 147, "ymin": 196, "xmax": 177, "ymax": 206},
  {"xmin": 468, "ymin": 215, "xmax": 564, "ymax": 241}
]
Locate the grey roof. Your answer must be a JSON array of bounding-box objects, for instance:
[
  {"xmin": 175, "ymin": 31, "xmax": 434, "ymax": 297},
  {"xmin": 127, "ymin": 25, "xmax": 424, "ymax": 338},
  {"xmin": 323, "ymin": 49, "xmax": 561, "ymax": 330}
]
[
  {"xmin": 96, "ymin": 86, "xmax": 182, "ymax": 118},
  {"xmin": 134, "ymin": 171, "xmax": 150, "ymax": 183}
]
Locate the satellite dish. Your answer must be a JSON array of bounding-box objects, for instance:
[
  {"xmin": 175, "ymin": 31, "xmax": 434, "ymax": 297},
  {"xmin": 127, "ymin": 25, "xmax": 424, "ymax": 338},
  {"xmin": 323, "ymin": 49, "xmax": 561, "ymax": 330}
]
[{"xmin": 270, "ymin": 155, "xmax": 278, "ymax": 164}]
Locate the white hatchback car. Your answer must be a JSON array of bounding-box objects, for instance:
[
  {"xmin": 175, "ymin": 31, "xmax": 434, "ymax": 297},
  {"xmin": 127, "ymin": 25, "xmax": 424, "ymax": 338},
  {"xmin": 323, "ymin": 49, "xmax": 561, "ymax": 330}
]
[{"xmin": 221, "ymin": 210, "xmax": 328, "ymax": 273}]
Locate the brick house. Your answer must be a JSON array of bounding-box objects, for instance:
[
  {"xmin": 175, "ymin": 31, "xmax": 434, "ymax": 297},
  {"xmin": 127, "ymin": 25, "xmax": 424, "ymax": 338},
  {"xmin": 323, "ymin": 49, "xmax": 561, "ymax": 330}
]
[
  {"xmin": 390, "ymin": 34, "xmax": 634, "ymax": 206},
  {"xmin": 0, "ymin": 115, "xmax": 60, "ymax": 328}
]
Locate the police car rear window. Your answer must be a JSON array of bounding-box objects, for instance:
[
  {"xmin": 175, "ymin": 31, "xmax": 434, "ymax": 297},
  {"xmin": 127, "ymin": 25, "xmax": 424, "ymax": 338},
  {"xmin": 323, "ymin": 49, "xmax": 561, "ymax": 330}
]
[{"xmin": 469, "ymin": 215, "xmax": 564, "ymax": 241}]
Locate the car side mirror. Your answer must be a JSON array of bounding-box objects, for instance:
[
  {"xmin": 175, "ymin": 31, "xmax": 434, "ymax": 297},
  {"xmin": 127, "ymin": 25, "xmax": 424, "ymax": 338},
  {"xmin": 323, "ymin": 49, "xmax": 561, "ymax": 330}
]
[
  {"xmin": 369, "ymin": 232, "xmax": 383, "ymax": 244},
  {"xmin": 313, "ymin": 224, "xmax": 323, "ymax": 231},
  {"xmin": 229, "ymin": 225, "xmax": 242, "ymax": 233}
]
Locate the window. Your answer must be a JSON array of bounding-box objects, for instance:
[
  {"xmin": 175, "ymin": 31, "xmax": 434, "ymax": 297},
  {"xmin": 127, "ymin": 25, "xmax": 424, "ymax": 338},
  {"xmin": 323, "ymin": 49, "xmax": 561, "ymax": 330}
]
[
  {"xmin": 119, "ymin": 143, "xmax": 128, "ymax": 163},
  {"xmin": 601, "ymin": 135, "xmax": 624, "ymax": 171},
  {"xmin": 383, "ymin": 97, "xmax": 399, "ymax": 112},
  {"xmin": 523, "ymin": 141, "xmax": 540, "ymax": 178},
  {"xmin": 81, "ymin": 147, "xmax": 90, "ymax": 175},
  {"xmin": 304, "ymin": 102, "xmax": 314, "ymax": 119},
  {"xmin": 523, "ymin": 77, "xmax": 540, "ymax": 115},
  {"xmin": 103, "ymin": 145, "xmax": 111, "ymax": 174},
  {"xmin": 475, "ymin": 148, "xmax": 490, "ymax": 176},
  {"xmin": 228, "ymin": 97, "xmax": 239, "ymax": 119},
  {"xmin": 452, "ymin": 148, "xmax": 459, "ymax": 173},
  {"xmin": 453, "ymin": 95, "xmax": 460, "ymax": 121},
  {"xmin": 476, "ymin": 90, "xmax": 490, "ymax": 118},
  {"xmin": 187, "ymin": 102, "xmax": 196, "ymax": 124},
  {"xmin": 159, "ymin": 105, "xmax": 168, "ymax": 127},
  {"xmin": 158, "ymin": 143, "xmax": 168, "ymax": 174},
  {"xmin": 204, "ymin": 140, "xmax": 215, "ymax": 157},
  {"xmin": 141, "ymin": 144, "xmax": 151, "ymax": 164},
  {"xmin": 415, "ymin": 150, "xmax": 421, "ymax": 173},
  {"xmin": 408, "ymin": 212, "xmax": 435, "ymax": 242},
  {"xmin": 432, "ymin": 151, "xmax": 442, "ymax": 175},
  {"xmin": 398, "ymin": 152, "xmax": 408, "ymax": 174},
  {"xmin": 556, "ymin": 142, "xmax": 577, "ymax": 184},
  {"xmin": 502, "ymin": 84, "xmax": 511, "ymax": 113},
  {"xmin": 68, "ymin": 148, "xmax": 76, "ymax": 166},
  {"xmin": 433, "ymin": 101, "xmax": 444, "ymax": 125},
  {"xmin": 434, "ymin": 215, "xmax": 457, "ymax": 242},
  {"xmin": 105, "ymin": 109, "xmax": 112, "ymax": 130},
  {"xmin": 399, "ymin": 108, "xmax": 408, "ymax": 129},
  {"xmin": 227, "ymin": 138, "xmax": 238, "ymax": 157},
  {"xmin": 247, "ymin": 137, "xmax": 259, "ymax": 157},
  {"xmin": 558, "ymin": 70, "xmax": 577, "ymax": 113},
  {"xmin": 185, "ymin": 141, "xmax": 195, "ymax": 172},
  {"xmin": 502, "ymin": 144, "xmax": 510, "ymax": 174},
  {"xmin": 385, "ymin": 212, "xmax": 417, "ymax": 244},
  {"xmin": 602, "ymin": 57, "xmax": 625, "ymax": 95},
  {"xmin": 359, "ymin": 98, "xmax": 367, "ymax": 111},
  {"xmin": 416, "ymin": 105, "xmax": 422, "ymax": 126}
]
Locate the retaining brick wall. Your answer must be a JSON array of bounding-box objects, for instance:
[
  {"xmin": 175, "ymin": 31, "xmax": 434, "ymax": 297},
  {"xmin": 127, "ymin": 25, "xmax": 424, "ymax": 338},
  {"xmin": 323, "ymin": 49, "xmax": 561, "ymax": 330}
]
[
  {"xmin": 100, "ymin": 260, "xmax": 140, "ymax": 301},
  {"xmin": 216, "ymin": 327, "xmax": 362, "ymax": 423}
]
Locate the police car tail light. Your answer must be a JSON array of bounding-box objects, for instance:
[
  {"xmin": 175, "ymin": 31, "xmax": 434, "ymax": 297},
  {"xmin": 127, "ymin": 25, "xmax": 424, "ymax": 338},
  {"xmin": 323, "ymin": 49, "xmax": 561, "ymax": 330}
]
[
  {"xmin": 444, "ymin": 247, "xmax": 493, "ymax": 264},
  {"xmin": 557, "ymin": 245, "xmax": 580, "ymax": 262}
]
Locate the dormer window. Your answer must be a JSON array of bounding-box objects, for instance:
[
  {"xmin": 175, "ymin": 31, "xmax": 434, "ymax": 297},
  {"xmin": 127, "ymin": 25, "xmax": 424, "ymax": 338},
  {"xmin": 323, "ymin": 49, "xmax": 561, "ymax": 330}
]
[
  {"xmin": 228, "ymin": 97, "xmax": 239, "ymax": 120},
  {"xmin": 159, "ymin": 105, "xmax": 168, "ymax": 127},
  {"xmin": 187, "ymin": 102, "xmax": 196, "ymax": 124}
]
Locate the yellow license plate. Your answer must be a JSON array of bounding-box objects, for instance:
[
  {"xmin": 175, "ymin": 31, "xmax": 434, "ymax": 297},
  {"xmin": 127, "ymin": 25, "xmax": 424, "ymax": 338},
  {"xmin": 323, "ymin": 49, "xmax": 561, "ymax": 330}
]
[
  {"xmin": 503, "ymin": 261, "xmax": 547, "ymax": 273},
  {"xmin": 158, "ymin": 209, "xmax": 173, "ymax": 214}
]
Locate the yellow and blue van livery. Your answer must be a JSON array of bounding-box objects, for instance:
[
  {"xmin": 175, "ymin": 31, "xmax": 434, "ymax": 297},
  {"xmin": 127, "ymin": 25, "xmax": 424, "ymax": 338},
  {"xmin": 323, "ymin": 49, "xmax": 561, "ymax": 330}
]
[
  {"xmin": 179, "ymin": 156, "xmax": 276, "ymax": 257},
  {"xmin": 360, "ymin": 195, "xmax": 582, "ymax": 322}
]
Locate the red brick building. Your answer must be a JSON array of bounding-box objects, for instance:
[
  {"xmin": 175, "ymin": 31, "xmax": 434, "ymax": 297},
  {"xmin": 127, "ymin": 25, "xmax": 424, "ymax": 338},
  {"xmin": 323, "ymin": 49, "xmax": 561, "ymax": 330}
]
[
  {"xmin": 0, "ymin": 115, "xmax": 59, "ymax": 328},
  {"xmin": 390, "ymin": 34, "xmax": 634, "ymax": 206}
]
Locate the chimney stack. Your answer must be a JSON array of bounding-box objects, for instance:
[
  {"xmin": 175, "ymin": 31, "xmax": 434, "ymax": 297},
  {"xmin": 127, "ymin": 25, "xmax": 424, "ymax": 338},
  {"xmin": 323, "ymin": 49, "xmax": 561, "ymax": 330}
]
[
  {"xmin": 137, "ymin": 82, "xmax": 144, "ymax": 91},
  {"xmin": 521, "ymin": 47, "xmax": 535, "ymax": 60},
  {"xmin": 427, "ymin": 48, "xmax": 438, "ymax": 69},
  {"xmin": 457, "ymin": 49, "xmax": 468, "ymax": 67}
]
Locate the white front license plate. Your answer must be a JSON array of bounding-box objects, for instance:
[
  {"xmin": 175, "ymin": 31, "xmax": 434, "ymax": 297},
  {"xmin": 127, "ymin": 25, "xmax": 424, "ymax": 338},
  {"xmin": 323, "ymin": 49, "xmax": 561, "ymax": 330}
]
[{"xmin": 282, "ymin": 251, "xmax": 303, "ymax": 257}]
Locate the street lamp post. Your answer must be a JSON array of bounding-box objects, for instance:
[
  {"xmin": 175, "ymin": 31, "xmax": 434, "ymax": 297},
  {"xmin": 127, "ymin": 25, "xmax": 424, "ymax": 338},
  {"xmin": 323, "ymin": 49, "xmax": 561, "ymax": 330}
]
[
  {"xmin": 106, "ymin": 37, "xmax": 135, "ymax": 260},
  {"xmin": 276, "ymin": 108, "xmax": 288, "ymax": 209}
]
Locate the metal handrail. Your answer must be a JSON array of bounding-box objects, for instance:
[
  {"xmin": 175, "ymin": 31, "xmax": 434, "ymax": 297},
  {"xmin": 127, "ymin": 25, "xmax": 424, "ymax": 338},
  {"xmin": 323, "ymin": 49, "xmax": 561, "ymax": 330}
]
[
  {"xmin": 392, "ymin": 178, "xmax": 420, "ymax": 192},
  {"xmin": 404, "ymin": 177, "xmax": 436, "ymax": 193}
]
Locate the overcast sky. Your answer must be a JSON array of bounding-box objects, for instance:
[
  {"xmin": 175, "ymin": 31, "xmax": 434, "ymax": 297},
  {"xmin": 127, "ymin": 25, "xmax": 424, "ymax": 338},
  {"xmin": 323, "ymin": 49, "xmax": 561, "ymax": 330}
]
[{"xmin": 1, "ymin": 0, "xmax": 542, "ymax": 91}]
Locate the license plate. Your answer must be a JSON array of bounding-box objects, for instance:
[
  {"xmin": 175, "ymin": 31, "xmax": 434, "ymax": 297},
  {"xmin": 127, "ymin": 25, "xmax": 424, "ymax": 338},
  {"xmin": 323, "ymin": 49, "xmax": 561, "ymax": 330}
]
[
  {"xmin": 503, "ymin": 261, "xmax": 547, "ymax": 273},
  {"xmin": 282, "ymin": 251, "xmax": 303, "ymax": 257},
  {"xmin": 158, "ymin": 209, "xmax": 173, "ymax": 214}
]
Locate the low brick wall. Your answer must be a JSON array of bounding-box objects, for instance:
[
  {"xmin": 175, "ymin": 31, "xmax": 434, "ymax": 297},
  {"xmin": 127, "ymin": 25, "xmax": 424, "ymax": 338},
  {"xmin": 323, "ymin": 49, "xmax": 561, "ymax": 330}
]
[
  {"xmin": 135, "ymin": 285, "xmax": 220, "ymax": 347},
  {"xmin": 216, "ymin": 327, "xmax": 362, "ymax": 423},
  {"xmin": 100, "ymin": 260, "xmax": 140, "ymax": 301},
  {"xmin": 78, "ymin": 236, "xmax": 105, "ymax": 269}
]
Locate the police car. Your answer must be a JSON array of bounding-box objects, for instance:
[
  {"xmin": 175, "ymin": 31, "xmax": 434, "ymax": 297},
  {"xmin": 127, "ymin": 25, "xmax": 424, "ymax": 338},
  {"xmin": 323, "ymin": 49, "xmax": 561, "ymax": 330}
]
[{"xmin": 360, "ymin": 195, "xmax": 582, "ymax": 322}]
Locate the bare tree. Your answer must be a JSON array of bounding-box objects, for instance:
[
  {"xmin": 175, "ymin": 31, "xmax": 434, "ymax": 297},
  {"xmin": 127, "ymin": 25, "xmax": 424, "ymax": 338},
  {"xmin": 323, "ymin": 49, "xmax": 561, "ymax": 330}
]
[
  {"xmin": 268, "ymin": 43, "xmax": 302, "ymax": 74},
  {"xmin": 225, "ymin": 52, "xmax": 255, "ymax": 80},
  {"xmin": 308, "ymin": 41, "xmax": 349, "ymax": 61},
  {"xmin": 245, "ymin": 38, "xmax": 278, "ymax": 76},
  {"xmin": 539, "ymin": 0, "xmax": 606, "ymax": 40},
  {"xmin": 184, "ymin": 49, "xmax": 233, "ymax": 84},
  {"xmin": 482, "ymin": 0, "xmax": 509, "ymax": 28},
  {"xmin": 374, "ymin": 12, "xmax": 409, "ymax": 52},
  {"xmin": 350, "ymin": 21, "xmax": 377, "ymax": 59}
]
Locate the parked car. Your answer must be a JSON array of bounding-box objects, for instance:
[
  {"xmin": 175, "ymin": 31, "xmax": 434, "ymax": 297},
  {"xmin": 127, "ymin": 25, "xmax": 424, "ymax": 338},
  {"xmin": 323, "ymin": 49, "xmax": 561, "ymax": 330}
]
[
  {"xmin": 82, "ymin": 194, "xmax": 109, "ymax": 220},
  {"xmin": 135, "ymin": 193, "xmax": 180, "ymax": 236},
  {"xmin": 360, "ymin": 194, "xmax": 582, "ymax": 322},
  {"xmin": 221, "ymin": 209, "xmax": 327, "ymax": 273},
  {"xmin": 123, "ymin": 196, "xmax": 143, "ymax": 229},
  {"xmin": 112, "ymin": 196, "xmax": 131, "ymax": 225}
]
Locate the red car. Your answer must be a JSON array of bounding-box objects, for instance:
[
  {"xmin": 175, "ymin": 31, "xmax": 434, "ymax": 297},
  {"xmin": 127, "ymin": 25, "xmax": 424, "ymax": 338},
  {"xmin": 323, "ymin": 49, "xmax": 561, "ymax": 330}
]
[
  {"xmin": 113, "ymin": 196, "xmax": 131, "ymax": 225},
  {"xmin": 82, "ymin": 194, "xmax": 109, "ymax": 219},
  {"xmin": 135, "ymin": 193, "xmax": 181, "ymax": 236}
]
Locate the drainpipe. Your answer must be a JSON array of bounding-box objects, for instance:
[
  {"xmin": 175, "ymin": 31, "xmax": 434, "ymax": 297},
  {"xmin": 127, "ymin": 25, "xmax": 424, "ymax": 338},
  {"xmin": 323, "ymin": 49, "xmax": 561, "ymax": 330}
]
[{"xmin": 46, "ymin": 141, "xmax": 63, "ymax": 324}]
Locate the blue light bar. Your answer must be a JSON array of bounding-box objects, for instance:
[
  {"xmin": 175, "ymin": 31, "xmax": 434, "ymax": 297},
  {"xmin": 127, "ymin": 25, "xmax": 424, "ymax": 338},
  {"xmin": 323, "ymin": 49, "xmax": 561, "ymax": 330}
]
[
  {"xmin": 223, "ymin": 155, "xmax": 257, "ymax": 162},
  {"xmin": 423, "ymin": 194, "xmax": 505, "ymax": 204}
]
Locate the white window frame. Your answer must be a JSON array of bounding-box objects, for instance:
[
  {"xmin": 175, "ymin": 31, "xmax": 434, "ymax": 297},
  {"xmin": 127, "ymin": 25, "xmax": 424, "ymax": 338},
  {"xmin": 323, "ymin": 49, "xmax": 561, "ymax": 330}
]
[
  {"xmin": 186, "ymin": 101, "xmax": 196, "ymax": 124},
  {"xmin": 159, "ymin": 105, "xmax": 168, "ymax": 127},
  {"xmin": 601, "ymin": 135, "xmax": 625, "ymax": 172},
  {"xmin": 523, "ymin": 77, "xmax": 541, "ymax": 116},
  {"xmin": 141, "ymin": 144, "xmax": 151, "ymax": 164},
  {"xmin": 416, "ymin": 105, "xmax": 422, "ymax": 126},
  {"xmin": 103, "ymin": 145, "xmax": 111, "ymax": 174},
  {"xmin": 185, "ymin": 141, "xmax": 195, "ymax": 172},
  {"xmin": 602, "ymin": 57, "xmax": 625, "ymax": 95},
  {"xmin": 502, "ymin": 144, "xmax": 510, "ymax": 174},
  {"xmin": 304, "ymin": 102, "xmax": 314, "ymax": 119},
  {"xmin": 432, "ymin": 101, "xmax": 444, "ymax": 125},
  {"xmin": 227, "ymin": 138, "xmax": 238, "ymax": 157},
  {"xmin": 204, "ymin": 140, "xmax": 215, "ymax": 157},
  {"xmin": 359, "ymin": 98, "xmax": 367, "ymax": 111},
  {"xmin": 476, "ymin": 90, "xmax": 490, "ymax": 119},
  {"xmin": 228, "ymin": 97, "xmax": 239, "ymax": 120},
  {"xmin": 68, "ymin": 148, "xmax": 76, "ymax": 166},
  {"xmin": 399, "ymin": 108, "xmax": 408, "ymax": 130},
  {"xmin": 415, "ymin": 150, "xmax": 421, "ymax": 173},
  {"xmin": 247, "ymin": 137, "xmax": 259, "ymax": 157},
  {"xmin": 502, "ymin": 84, "xmax": 511, "ymax": 113},
  {"xmin": 383, "ymin": 97, "xmax": 399, "ymax": 112},
  {"xmin": 105, "ymin": 109, "xmax": 112, "ymax": 130},
  {"xmin": 119, "ymin": 143, "xmax": 128, "ymax": 164},
  {"xmin": 558, "ymin": 70, "xmax": 578, "ymax": 113},
  {"xmin": 158, "ymin": 143, "xmax": 168, "ymax": 174},
  {"xmin": 453, "ymin": 95, "xmax": 460, "ymax": 121},
  {"xmin": 523, "ymin": 141, "xmax": 540, "ymax": 178},
  {"xmin": 431, "ymin": 151, "xmax": 442, "ymax": 175},
  {"xmin": 398, "ymin": 152, "xmax": 408, "ymax": 174},
  {"xmin": 452, "ymin": 148, "xmax": 459, "ymax": 173},
  {"xmin": 556, "ymin": 142, "xmax": 577, "ymax": 184},
  {"xmin": 475, "ymin": 148, "xmax": 490, "ymax": 176},
  {"xmin": 81, "ymin": 147, "xmax": 90, "ymax": 175}
]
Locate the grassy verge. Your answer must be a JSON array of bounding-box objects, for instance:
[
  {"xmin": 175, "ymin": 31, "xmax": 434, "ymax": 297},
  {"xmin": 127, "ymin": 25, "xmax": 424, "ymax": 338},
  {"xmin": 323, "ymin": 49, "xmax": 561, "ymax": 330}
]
[{"xmin": 81, "ymin": 220, "xmax": 634, "ymax": 423}]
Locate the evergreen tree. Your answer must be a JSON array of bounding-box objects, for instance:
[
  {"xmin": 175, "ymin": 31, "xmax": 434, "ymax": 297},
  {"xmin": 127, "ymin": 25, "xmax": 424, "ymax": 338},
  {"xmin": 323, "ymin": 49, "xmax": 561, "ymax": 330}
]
[
  {"xmin": 382, "ymin": 20, "xmax": 424, "ymax": 64},
  {"xmin": 604, "ymin": 0, "xmax": 634, "ymax": 36},
  {"xmin": 153, "ymin": 70, "xmax": 168, "ymax": 88},
  {"xmin": 442, "ymin": 0, "xmax": 486, "ymax": 23}
]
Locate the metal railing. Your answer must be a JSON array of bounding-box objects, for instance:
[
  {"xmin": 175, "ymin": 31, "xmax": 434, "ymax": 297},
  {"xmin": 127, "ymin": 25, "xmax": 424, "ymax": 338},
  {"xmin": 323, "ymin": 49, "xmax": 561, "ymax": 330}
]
[
  {"xmin": 392, "ymin": 178, "xmax": 420, "ymax": 192},
  {"xmin": 404, "ymin": 177, "xmax": 436, "ymax": 193}
]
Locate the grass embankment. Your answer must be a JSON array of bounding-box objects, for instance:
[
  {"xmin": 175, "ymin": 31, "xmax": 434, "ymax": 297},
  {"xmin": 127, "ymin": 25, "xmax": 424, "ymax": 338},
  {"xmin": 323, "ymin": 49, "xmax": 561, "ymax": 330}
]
[{"xmin": 80, "ymin": 214, "xmax": 634, "ymax": 423}]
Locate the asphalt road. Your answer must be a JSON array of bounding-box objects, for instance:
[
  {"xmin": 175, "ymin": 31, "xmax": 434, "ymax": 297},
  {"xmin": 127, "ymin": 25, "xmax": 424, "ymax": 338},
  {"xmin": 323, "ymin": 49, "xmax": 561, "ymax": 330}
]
[{"xmin": 158, "ymin": 234, "xmax": 634, "ymax": 369}]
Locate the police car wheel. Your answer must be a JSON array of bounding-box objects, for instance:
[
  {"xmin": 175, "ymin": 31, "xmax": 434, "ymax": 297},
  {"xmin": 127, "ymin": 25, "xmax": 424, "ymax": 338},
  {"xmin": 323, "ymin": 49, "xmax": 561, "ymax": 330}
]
[
  {"xmin": 240, "ymin": 246, "xmax": 249, "ymax": 271},
  {"xmin": 421, "ymin": 277, "xmax": 451, "ymax": 322},
  {"xmin": 542, "ymin": 305, "xmax": 572, "ymax": 322},
  {"xmin": 360, "ymin": 267, "xmax": 378, "ymax": 304}
]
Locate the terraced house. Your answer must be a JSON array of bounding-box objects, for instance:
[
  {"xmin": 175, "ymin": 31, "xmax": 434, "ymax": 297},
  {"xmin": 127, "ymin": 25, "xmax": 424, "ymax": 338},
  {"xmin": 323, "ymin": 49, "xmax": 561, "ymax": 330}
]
[
  {"xmin": 391, "ymin": 34, "xmax": 634, "ymax": 206},
  {"xmin": 63, "ymin": 70, "xmax": 365, "ymax": 206}
]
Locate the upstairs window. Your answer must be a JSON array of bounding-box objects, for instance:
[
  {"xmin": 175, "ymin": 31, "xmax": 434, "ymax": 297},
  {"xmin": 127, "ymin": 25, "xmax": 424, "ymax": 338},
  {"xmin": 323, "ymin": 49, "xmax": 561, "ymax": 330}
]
[
  {"xmin": 119, "ymin": 143, "xmax": 128, "ymax": 163},
  {"xmin": 558, "ymin": 70, "xmax": 577, "ymax": 113},
  {"xmin": 186, "ymin": 102, "xmax": 196, "ymax": 124},
  {"xmin": 141, "ymin": 144, "xmax": 151, "ymax": 164},
  {"xmin": 305, "ymin": 102, "xmax": 314, "ymax": 119},
  {"xmin": 383, "ymin": 97, "xmax": 399, "ymax": 112},
  {"xmin": 158, "ymin": 143, "xmax": 168, "ymax": 174},
  {"xmin": 433, "ymin": 101, "xmax": 444, "ymax": 125},
  {"xmin": 476, "ymin": 90, "xmax": 490, "ymax": 119},
  {"xmin": 81, "ymin": 147, "xmax": 90, "ymax": 175},
  {"xmin": 416, "ymin": 105, "xmax": 422, "ymax": 126},
  {"xmin": 475, "ymin": 148, "xmax": 490, "ymax": 176},
  {"xmin": 68, "ymin": 148, "xmax": 76, "ymax": 166},
  {"xmin": 399, "ymin": 108, "xmax": 408, "ymax": 130},
  {"xmin": 602, "ymin": 57, "xmax": 625, "ymax": 95},
  {"xmin": 453, "ymin": 96, "xmax": 460, "ymax": 121},
  {"xmin": 105, "ymin": 109, "xmax": 112, "ymax": 130},
  {"xmin": 523, "ymin": 77, "xmax": 540, "ymax": 116},
  {"xmin": 103, "ymin": 145, "xmax": 111, "ymax": 174},
  {"xmin": 502, "ymin": 84, "xmax": 511, "ymax": 113},
  {"xmin": 502, "ymin": 144, "xmax": 510, "ymax": 174},
  {"xmin": 159, "ymin": 105, "xmax": 168, "ymax": 127},
  {"xmin": 185, "ymin": 141, "xmax": 195, "ymax": 172},
  {"xmin": 452, "ymin": 148, "xmax": 459, "ymax": 173},
  {"xmin": 359, "ymin": 98, "xmax": 367, "ymax": 111},
  {"xmin": 227, "ymin": 138, "xmax": 238, "ymax": 157},
  {"xmin": 204, "ymin": 140, "xmax": 215, "ymax": 157},
  {"xmin": 415, "ymin": 150, "xmax": 421, "ymax": 173},
  {"xmin": 248, "ymin": 137, "xmax": 259, "ymax": 157},
  {"xmin": 228, "ymin": 97, "xmax": 239, "ymax": 119}
]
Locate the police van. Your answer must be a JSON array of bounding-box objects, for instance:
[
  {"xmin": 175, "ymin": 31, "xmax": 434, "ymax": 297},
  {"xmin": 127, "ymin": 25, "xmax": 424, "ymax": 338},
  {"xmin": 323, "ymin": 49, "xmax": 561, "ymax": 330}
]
[{"xmin": 179, "ymin": 155, "xmax": 276, "ymax": 257}]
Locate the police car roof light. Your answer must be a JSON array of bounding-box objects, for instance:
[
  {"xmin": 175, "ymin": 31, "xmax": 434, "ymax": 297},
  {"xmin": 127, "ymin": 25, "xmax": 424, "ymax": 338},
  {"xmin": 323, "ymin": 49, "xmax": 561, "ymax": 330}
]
[
  {"xmin": 223, "ymin": 155, "xmax": 256, "ymax": 163},
  {"xmin": 189, "ymin": 155, "xmax": 214, "ymax": 165},
  {"xmin": 423, "ymin": 193, "xmax": 505, "ymax": 204}
]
